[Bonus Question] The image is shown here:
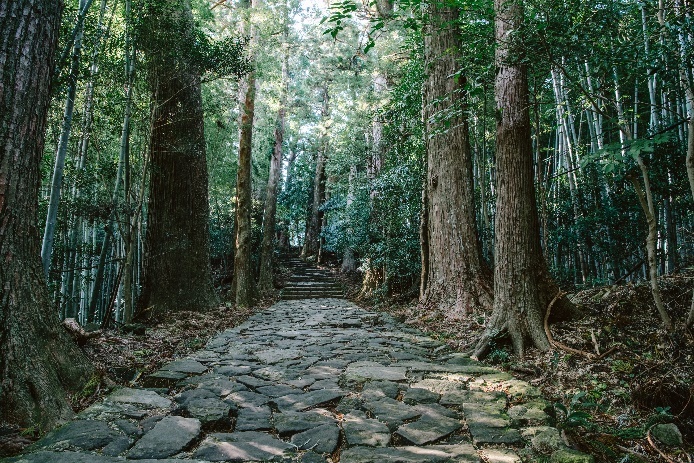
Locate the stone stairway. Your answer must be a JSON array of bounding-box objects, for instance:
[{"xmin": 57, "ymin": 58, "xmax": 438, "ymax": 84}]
[{"xmin": 280, "ymin": 258, "xmax": 344, "ymax": 300}]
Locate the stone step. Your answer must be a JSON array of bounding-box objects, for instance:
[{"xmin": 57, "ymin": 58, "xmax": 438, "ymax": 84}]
[
  {"xmin": 282, "ymin": 288, "xmax": 343, "ymax": 294},
  {"xmin": 285, "ymin": 282, "xmax": 341, "ymax": 287},
  {"xmin": 281, "ymin": 294, "xmax": 344, "ymax": 300}
]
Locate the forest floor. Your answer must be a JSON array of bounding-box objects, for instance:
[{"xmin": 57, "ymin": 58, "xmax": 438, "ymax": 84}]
[{"xmin": 339, "ymin": 269, "xmax": 694, "ymax": 462}]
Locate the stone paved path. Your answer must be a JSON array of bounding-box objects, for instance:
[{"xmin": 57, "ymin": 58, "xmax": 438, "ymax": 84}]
[{"xmin": 5, "ymin": 299, "xmax": 594, "ymax": 463}]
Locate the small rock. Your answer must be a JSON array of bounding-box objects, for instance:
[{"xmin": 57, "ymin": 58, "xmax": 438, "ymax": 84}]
[
  {"xmin": 651, "ymin": 423, "xmax": 683, "ymax": 446},
  {"xmin": 482, "ymin": 448, "xmax": 522, "ymax": 463},
  {"xmin": 531, "ymin": 428, "xmax": 565, "ymax": 454}
]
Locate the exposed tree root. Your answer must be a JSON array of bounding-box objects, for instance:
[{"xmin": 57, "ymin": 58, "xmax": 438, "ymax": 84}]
[
  {"xmin": 544, "ymin": 291, "xmax": 618, "ymax": 361},
  {"xmin": 63, "ymin": 318, "xmax": 102, "ymax": 346}
]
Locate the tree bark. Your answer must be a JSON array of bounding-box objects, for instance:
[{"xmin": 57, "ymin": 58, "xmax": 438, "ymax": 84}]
[
  {"xmin": 420, "ymin": 3, "xmax": 492, "ymax": 317},
  {"xmin": 141, "ymin": 0, "xmax": 218, "ymax": 315},
  {"xmin": 233, "ymin": 0, "xmax": 257, "ymax": 308},
  {"xmin": 475, "ymin": 0, "xmax": 569, "ymax": 358},
  {"xmin": 258, "ymin": 35, "xmax": 288, "ymax": 293},
  {"xmin": 342, "ymin": 165, "xmax": 358, "ymax": 272},
  {"xmin": 628, "ymin": 170, "xmax": 673, "ymax": 331},
  {"xmin": 303, "ymin": 86, "xmax": 329, "ymax": 259},
  {"xmin": 0, "ymin": 0, "xmax": 94, "ymax": 429}
]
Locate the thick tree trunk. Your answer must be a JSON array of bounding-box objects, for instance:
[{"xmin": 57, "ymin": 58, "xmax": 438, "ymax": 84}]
[
  {"xmin": 687, "ymin": 107, "xmax": 694, "ymax": 328},
  {"xmin": 420, "ymin": 3, "xmax": 492, "ymax": 317},
  {"xmin": 303, "ymin": 87, "xmax": 329, "ymax": 258},
  {"xmin": 0, "ymin": 0, "xmax": 94, "ymax": 429},
  {"xmin": 475, "ymin": 0, "xmax": 568, "ymax": 358},
  {"xmin": 258, "ymin": 42, "xmax": 287, "ymax": 293},
  {"xmin": 141, "ymin": 0, "xmax": 218, "ymax": 315},
  {"xmin": 232, "ymin": 0, "xmax": 256, "ymax": 308}
]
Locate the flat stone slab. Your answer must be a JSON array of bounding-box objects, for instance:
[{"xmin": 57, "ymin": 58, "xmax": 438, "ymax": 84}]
[
  {"xmin": 440, "ymin": 390, "xmax": 507, "ymax": 407},
  {"xmin": 193, "ymin": 431, "xmax": 293, "ymax": 461},
  {"xmin": 235, "ymin": 405, "xmax": 272, "ymax": 431},
  {"xmin": 362, "ymin": 380, "xmax": 401, "ymax": 399},
  {"xmin": 161, "ymin": 358, "xmax": 208, "ymax": 374},
  {"xmin": 181, "ymin": 398, "xmax": 234, "ymax": 427},
  {"xmin": 106, "ymin": 387, "xmax": 172, "ymax": 409},
  {"xmin": 410, "ymin": 379, "xmax": 466, "ymax": 395},
  {"xmin": 256, "ymin": 348, "xmax": 305, "ymax": 364},
  {"xmin": 226, "ymin": 390, "xmax": 270, "ymax": 408},
  {"xmin": 340, "ymin": 444, "xmax": 479, "ymax": 463},
  {"xmin": 365, "ymin": 397, "xmax": 421, "ymax": 429},
  {"xmin": 3, "ymin": 451, "xmax": 122, "ymax": 463},
  {"xmin": 272, "ymin": 389, "xmax": 345, "ymax": 412},
  {"xmin": 30, "ymin": 420, "xmax": 122, "ymax": 451},
  {"xmin": 343, "ymin": 411, "xmax": 391, "ymax": 447},
  {"xmin": 396, "ymin": 414, "xmax": 461, "ymax": 445},
  {"xmin": 403, "ymin": 387, "xmax": 440, "ymax": 404},
  {"xmin": 127, "ymin": 416, "xmax": 201, "ymax": 459},
  {"xmin": 342, "ymin": 361, "xmax": 407, "ymax": 383},
  {"xmin": 290, "ymin": 423, "xmax": 340, "ymax": 454},
  {"xmin": 273, "ymin": 411, "xmax": 334, "ymax": 435},
  {"xmin": 174, "ymin": 388, "xmax": 217, "ymax": 405},
  {"xmin": 142, "ymin": 370, "xmax": 188, "ymax": 387},
  {"xmin": 468, "ymin": 425, "xmax": 523, "ymax": 445}
]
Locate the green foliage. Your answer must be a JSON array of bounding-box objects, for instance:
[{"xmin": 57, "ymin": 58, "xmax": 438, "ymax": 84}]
[{"xmin": 554, "ymin": 392, "xmax": 597, "ymax": 430}]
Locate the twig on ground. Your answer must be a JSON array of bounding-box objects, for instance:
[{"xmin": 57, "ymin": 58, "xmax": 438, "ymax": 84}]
[
  {"xmin": 590, "ymin": 329, "xmax": 601, "ymax": 355},
  {"xmin": 544, "ymin": 291, "xmax": 619, "ymax": 360}
]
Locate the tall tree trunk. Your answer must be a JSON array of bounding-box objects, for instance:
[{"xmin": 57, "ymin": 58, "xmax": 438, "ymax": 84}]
[
  {"xmin": 475, "ymin": 0, "xmax": 569, "ymax": 358},
  {"xmin": 0, "ymin": 0, "xmax": 94, "ymax": 429},
  {"xmin": 258, "ymin": 32, "xmax": 288, "ymax": 293},
  {"xmin": 233, "ymin": 0, "xmax": 257, "ymax": 308},
  {"xmin": 342, "ymin": 165, "xmax": 358, "ymax": 272},
  {"xmin": 141, "ymin": 0, "xmax": 218, "ymax": 314},
  {"xmin": 420, "ymin": 3, "xmax": 492, "ymax": 317},
  {"xmin": 628, "ymin": 167, "xmax": 673, "ymax": 331},
  {"xmin": 303, "ymin": 86, "xmax": 329, "ymax": 258},
  {"xmin": 41, "ymin": 0, "xmax": 87, "ymax": 278}
]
